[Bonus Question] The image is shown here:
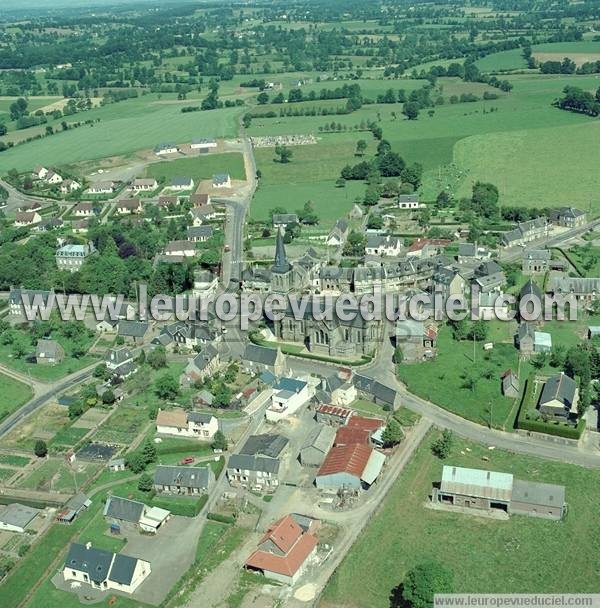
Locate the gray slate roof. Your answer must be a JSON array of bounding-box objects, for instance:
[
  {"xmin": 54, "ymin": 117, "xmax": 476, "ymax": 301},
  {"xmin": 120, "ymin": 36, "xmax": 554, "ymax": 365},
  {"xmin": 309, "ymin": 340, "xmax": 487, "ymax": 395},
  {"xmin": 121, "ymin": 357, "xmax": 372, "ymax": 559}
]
[
  {"xmin": 118, "ymin": 320, "xmax": 149, "ymax": 338},
  {"xmin": 243, "ymin": 344, "xmax": 280, "ymax": 367},
  {"xmin": 154, "ymin": 465, "xmax": 211, "ymax": 489},
  {"xmin": 228, "ymin": 454, "xmax": 280, "ymax": 474},
  {"xmin": 539, "ymin": 373, "xmax": 577, "ymax": 409},
  {"xmin": 239, "ymin": 434, "xmax": 289, "ymax": 458},
  {"xmin": 512, "ymin": 479, "xmax": 566, "ymax": 508},
  {"xmin": 64, "ymin": 543, "xmax": 113, "ymax": 584},
  {"xmin": 103, "ymin": 496, "xmax": 144, "ymax": 524}
]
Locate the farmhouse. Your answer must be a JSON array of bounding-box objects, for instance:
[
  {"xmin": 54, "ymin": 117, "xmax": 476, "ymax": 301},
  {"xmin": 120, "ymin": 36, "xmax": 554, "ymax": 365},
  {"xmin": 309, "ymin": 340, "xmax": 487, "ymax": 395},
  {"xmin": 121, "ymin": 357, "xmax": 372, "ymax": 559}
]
[
  {"xmin": 212, "ymin": 173, "xmax": 231, "ymax": 188},
  {"xmin": 164, "ymin": 240, "xmax": 196, "ymax": 257},
  {"xmin": 352, "ymin": 374, "xmax": 399, "ymax": 409},
  {"xmin": 61, "ymin": 179, "xmax": 81, "ymax": 194},
  {"xmin": 299, "ymin": 425, "xmax": 336, "ymax": 466},
  {"xmin": 37, "ymin": 217, "xmax": 64, "ymax": 232},
  {"xmin": 365, "ymin": 234, "xmax": 403, "ymax": 257},
  {"xmin": 189, "ymin": 205, "xmax": 217, "ymax": 225},
  {"xmin": 548, "ymin": 277, "xmax": 600, "ymax": 303},
  {"xmin": 63, "ymin": 543, "xmax": 151, "ymax": 594},
  {"xmin": 191, "ymin": 137, "xmax": 217, "ymax": 151},
  {"xmin": 117, "ymin": 320, "xmax": 149, "ymax": 344},
  {"xmin": 272, "ymin": 213, "xmax": 299, "ymax": 228},
  {"xmin": 87, "ymin": 181, "xmax": 115, "ymax": 195},
  {"xmin": 180, "ymin": 345, "xmax": 220, "ymax": 385},
  {"xmin": 158, "ymin": 195, "xmax": 179, "ymax": 208},
  {"xmin": 0, "ymin": 503, "xmax": 40, "ymax": 533},
  {"xmin": 103, "ymin": 496, "xmax": 170, "ymax": 534},
  {"xmin": 46, "ymin": 170, "xmax": 63, "ymax": 184},
  {"xmin": 516, "ymin": 322, "xmax": 535, "ymax": 356},
  {"xmin": 156, "ymin": 408, "xmax": 218, "ymax": 440},
  {"xmin": 326, "ymin": 219, "xmax": 349, "ymax": 247},
  {"xmin": 131, "ymin": 178, "xmax": 157, "ymax": 192},
  {"xmin": 522, "ymin": 249, "xmax": 551, "ymax": 274},
  {"xmin": 153, "ymin": 465, "xmax": 214, "ymax": 495},
  {"xmin": 15, "ymin": 211, "xmax": 42, "ymax": 227},
  {"xmin": 538, "ymin": 372, "xmax": 579, "ymax": 419},
  {"xmin": 73, "ymin": 202, "xmax": 94, "ymax": 217},
  {"xmin": 117, "ymin": 198, "xmax": 142, "ymax": 215},
  {"xmin": 186, "ymin": 225, "xmax": 214, "ymax": 243},
  {"xmin": 34, "ymin": 165, "xmax": 48, "ymax": 180},
  {"xmin": 501, "ymin": 217, "xmax": 549, "ymax": 247},
  {"xmin": 242, "ymin": 344, "xmax": 287, "ymax": 376},
  {"xmin": 154, "ymin": 143, "xmax": 179, "ymax": 155},
  {"xmin": 244, "ymin": 514, "xmax": 319, "ymax": 585},
  {"xmin": 406, "ymin": 238, "xmax": 451, "ymax": 259},
  {"xmin": 170, "ymin": 176, "xmax": 194, "ymax": 191},
  {"xmin": 457, "ymin": 242, "xmax": 490, "ymax": 264},
  {"xmin": 227, "ymin": 454, "xmax": 281, "ymax": 492},
  {"xmin": 431, "ymin": 465, "xmax": 566, "ymax": 520},
  {"xmin": 550, "ymin": 207, "xmax": 586, "ymax": 228},
  {"xmin": 315, "ymin": 443, "xmax": 385, "ymax": 491},
  {"xmin": 72, "ymin": 219, "xmax": 90, "ymax": 234},
  {"xmin": 398, "ymin": 194, "xmax": 420, "ymax": 209},
  {"xmin": 190, "ymin": 193, "xmax": 211, "ymax": 207},
  {"xmin": 318, "ymin": 373, "xmax": 357, "ymax": 406},
  {"xmin": 55, "ymin": 241, "xmax": 96, "ymax": 272},
  {"xmin": 36, "ymin": 338, "xmax": 65, "ymax": 365},
  {"xmin": 105, "ymin": 347, "xmax": 137, "ymax": 378}
]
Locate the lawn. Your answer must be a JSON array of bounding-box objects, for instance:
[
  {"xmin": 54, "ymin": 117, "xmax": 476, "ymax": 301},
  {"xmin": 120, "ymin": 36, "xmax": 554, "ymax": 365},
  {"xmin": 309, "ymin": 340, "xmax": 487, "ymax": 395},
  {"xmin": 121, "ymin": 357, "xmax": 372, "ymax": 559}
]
[
  {"xmin": 322, "ymin": 432, "xmax": 600, "ymax": 608},
  {"xmin": 397, "ymin": 324, "xmax": 521, "ymax": 428},
  {"xmin": 475, "ymin": 48, "xmax": 528, "ymax": 72},
  {"xmin": 0, "ymin": 94, "xmax": 241, "ymax": 173},
  {"xmin": 565, "ymin": 244, "xmax": 600, "ymax": 277},
  {"xmin": 0, "ymin": 454, "xmax": 30, "ymax": 467},
  {"xmin": 0, "ymin": 373, "xmax": 33, "ymax": 422},
  {"xmin": 146, "ymin": 153, "xmax": 246, "ymax": 185}
]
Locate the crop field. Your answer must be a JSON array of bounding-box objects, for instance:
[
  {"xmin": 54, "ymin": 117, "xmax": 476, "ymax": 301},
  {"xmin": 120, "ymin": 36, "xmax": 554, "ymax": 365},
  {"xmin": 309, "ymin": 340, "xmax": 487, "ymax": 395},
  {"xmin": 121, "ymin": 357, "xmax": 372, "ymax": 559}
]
[
  {"xmin": 146, "ymin": 152, "xmax": 246, "ymax": 185},
  {"xmin": 0, "ymin": 373, "xmax": 33, "ymax": 422},
  {"xmin": 322, "ymin": 432, "xmax": 600, "ymax": 608},
  {"xmin": 0, "ymin": 95, "xmax": 241, "ymax": 173}
]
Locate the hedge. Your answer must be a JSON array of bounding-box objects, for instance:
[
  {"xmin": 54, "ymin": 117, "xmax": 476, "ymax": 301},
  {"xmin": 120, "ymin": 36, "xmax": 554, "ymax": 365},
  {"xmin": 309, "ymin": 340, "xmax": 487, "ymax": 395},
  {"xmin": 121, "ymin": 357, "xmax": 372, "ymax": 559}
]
[
  {"xmin": 153, "ymin": 494, "xmax": 208, "ymax": 517},
  {"xmin": 207, "ymin": 512, "xmax": 236, "ymax": 524},
  {"xmin": 516, "ymin": 373, "xmax": 585, "ymax": 440}
]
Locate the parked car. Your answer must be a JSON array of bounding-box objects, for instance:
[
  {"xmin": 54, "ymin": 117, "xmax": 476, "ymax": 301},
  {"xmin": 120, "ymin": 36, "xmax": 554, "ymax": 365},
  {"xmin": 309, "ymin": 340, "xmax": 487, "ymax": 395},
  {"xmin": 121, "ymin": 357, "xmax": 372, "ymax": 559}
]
[{"xmin": 181, "ymin": 456, "xmax": 194, "ymax": 465}]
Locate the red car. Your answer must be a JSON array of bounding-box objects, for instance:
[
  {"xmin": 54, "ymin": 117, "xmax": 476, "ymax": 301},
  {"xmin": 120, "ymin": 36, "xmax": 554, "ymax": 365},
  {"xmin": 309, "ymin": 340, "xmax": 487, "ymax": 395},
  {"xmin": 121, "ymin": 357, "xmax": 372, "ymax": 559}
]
[{"xmin": 180, "ymin": 456, "xmax": 194, "ymax": 465}]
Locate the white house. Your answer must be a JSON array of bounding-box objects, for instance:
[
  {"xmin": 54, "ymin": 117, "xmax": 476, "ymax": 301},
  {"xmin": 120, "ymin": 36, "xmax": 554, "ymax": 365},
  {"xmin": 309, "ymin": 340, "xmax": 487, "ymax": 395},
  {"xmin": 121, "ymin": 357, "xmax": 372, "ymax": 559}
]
[
  {"xmin": 164, "ymin": 240, "xmax": 196, "ymax": 257},
  {"xmin": 14, "ymin": 211, "xmax": 42, "ymax": 227},
  {"xmin": 73, "ymin": 202, "xmax": 94, "ymax": 217},
  {"xmin": 398, "ymin": 194, "xmax": 421, "ymax": 209},
  {"xmin": 156, "ymin": 408, "xmax": 219, "ymax": 440},
  {"xmin": 131, "ymin": 178, "xmax": 158, "ymax": 192},
  {"xmin": 170, "ymin": 177, "xmax": 194, "ymax": 191},
  {"xmin": 154, "ymin": 143, "xmax": 179, "ymax": 156},
  {"xmin": 212, "ymin": 173, "xmax": 231, "ymax": 188},
  {"xmin": 34, "ymin": 165, "xmax": 48, "ymax": 180},
  {"xmin": 60, "ymin": 179, "xmax": 81, "ymax": 194},
  {"xmin": 88, "ymin": 181, "xmax": 115, "ymax": 195},
  {"xmin": 104, "ymin": 496, "xmax": 170, "ymax": 534},
  {"xmin": 192, "ymin": 270, "xmax": 219, "ymax": 298},
  {"xmin": 266, "ymin": 377, "xmax": 311, "ymax": 422},
  {"xmin": 365, "ymin": 234, "xmax": 403, "ymax": 257},
  {"xmin": 63, "ymin": 543, "xmax": 151, "ymax": 594},
  {"xmin": 46, "ymin": 170, "xmax": 63, "ymax": 184}
]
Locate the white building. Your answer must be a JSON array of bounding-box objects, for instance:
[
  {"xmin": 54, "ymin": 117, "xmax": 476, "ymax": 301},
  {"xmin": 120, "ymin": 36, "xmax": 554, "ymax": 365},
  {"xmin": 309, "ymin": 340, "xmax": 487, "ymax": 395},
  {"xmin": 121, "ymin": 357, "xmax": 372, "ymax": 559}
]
[
  {"xmin": 156, "ymin": 408, "xmax": 219, "ymax": 440},
  {"xmin": 266, "ymin": 377, "xmax": 311, "ymax": 422},
  {"xmin": 0, "ymin": 503, "xmax": 40, "ymax": 533},
  {"xmin": 63, "ymin": 543, "xmax": 151, "ymax": 594}
]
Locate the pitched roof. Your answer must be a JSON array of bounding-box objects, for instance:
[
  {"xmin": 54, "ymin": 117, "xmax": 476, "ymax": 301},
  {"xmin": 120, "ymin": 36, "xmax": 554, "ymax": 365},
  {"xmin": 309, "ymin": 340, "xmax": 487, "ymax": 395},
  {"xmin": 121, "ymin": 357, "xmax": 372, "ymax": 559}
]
[
  {"xmin": 118, "ymin": 320, "xmax": 148, "ymax": 338},
  {"xmin": 103, "ymin": 496, "xmax": 145, "ymax": 524},
  {"xmin": 156, "ymin": 409, "xmax": 188, "ymax": 429},
  {"xmin": 317, "ymin": 443, "xmax": 373, "ymax": 479},
  {"xmin": 302, "ymin": 425, "xmax": 336, "ymax": 454},
  {"xmin": 243, "ymin": 344, "xmax": 280, "ymax": 366},
  {"xmin": 539, "ymin": 372, "xmax": 577, "ymax": 408},
  {"xmin": 153, "ymin": 465, "xmax": 212, "ymax": 489},
  {"xmin": 316, "ymin": 404, "xmax": 353, "ymax": 419},
  {"xmin": 347, "ymin": 416, "xmax": 385, "ymax": 432},
  {"xmin": 239, "ymin": 434, "xmax": 289, "ymax": 458},
  {"xmin": 334, "ymin": 426, "xmax": 370, "ymax": 446},
  {"xmin": 64, "ymin": 543, "xmax": 113, "ymax": 584},
  {"xmin": 108, "ymin": 553, "xmax": 139, "ymax": 586},
  {"xmin": 440, "ymin": 465, "xmax": 513, "ymax": 501},
  {"xmin": 511, "ymin": 479, "xmax": 566, "ymax": 508},
  {"xmin": 228, "ymin": 454, "xmax": 280, "ymax": 474},
  {"xmin": 245, "ymin": 515, "xmax": 318, "ymax": 577}
]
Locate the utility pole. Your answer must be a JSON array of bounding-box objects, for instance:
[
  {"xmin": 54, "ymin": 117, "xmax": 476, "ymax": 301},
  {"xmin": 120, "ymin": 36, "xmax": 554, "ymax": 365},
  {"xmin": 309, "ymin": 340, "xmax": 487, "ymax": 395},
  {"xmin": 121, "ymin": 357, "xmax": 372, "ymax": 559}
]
[{"xmin": 489, "ymin": 399, "xmax": 493, "ymax": 429}]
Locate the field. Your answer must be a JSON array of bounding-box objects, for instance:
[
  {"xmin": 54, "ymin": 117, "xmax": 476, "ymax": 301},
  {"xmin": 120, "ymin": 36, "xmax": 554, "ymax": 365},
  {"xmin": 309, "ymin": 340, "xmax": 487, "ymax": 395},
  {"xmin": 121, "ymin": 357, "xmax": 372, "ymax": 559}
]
[
  {"xmin": 0, "ymin": 373, "xmax": 33, "ymax": 422},
  {"xmin": 146, "ymin": 152, "xmax": 246, "ymax": 185},
  {"xmin": 0, "ymin": 94, "xmax": 241, "ymax": 173},
  {"xmin": 322, "ymin": 432, "xmax": 600, "ymax": 608}
]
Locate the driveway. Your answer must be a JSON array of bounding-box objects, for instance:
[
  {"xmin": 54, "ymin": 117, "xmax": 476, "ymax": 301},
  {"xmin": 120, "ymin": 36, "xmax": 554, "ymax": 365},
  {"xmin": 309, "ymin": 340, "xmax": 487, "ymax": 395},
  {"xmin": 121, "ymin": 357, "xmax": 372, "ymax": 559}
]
[{"xmin": 121, "ymin": 515, "xmax": 201, "ymax": 605}]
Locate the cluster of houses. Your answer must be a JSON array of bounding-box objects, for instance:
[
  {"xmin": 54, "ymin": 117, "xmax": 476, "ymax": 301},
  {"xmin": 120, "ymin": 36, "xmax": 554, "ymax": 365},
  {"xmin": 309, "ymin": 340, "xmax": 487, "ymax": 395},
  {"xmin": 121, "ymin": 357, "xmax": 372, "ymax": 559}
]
[{"xmin": 34, "ymin": 165, "xmax": 82, "ymax": 193}]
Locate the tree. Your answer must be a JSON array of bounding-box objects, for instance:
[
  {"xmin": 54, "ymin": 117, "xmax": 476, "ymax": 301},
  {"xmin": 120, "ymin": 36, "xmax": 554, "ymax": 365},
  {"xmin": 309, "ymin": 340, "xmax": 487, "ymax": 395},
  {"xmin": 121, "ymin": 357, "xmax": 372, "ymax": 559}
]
[
  {"xmin": 34, "ymin": 440, "xmax": 48, "ymax": 458},
  {"xmin": 256, "ymin": 91, "xmax": 269, "ymax": 105},
  {"xmin": 471, "ymin": 182, "xmax": 499, "ymax": 218},
  {"xmin": 381, "ymin": 419, "xmax": 403, "ymax": 447},
  {"xmin": 138, "ymin": 473, "xmax": 153, "ymax": 492},
  {"xmin": 377, "ymin": 151, "xmax": 405, "ymax": 177},
  {"xmin": 274, "ymin": 145, "xmax": 292, "ymax": 164},
  {"xmin": 142, "ymin": 440, "xmax": 157, "ymax": 464},
  {"xmin": 393, "ymin": 346, "xmax": 403, "ymax": 365},
  {"xmin": 343, "ymin": 230, "xmax": 367, "ymax": 257},
  {"xmin": 101, "ymin": 389, "xmax": 116, "ymax": 405},
  {"xmin": 403, "ymin": 101, "xmax": 420, "ymax": 120},
  {"xmin": 212, "ymin": 430, "xmax": 228, "ymax": 451},
  {"xmin": 213, "ymin": 383, "xmax": 232, "ymax": 408},
  {"xmin": 400, "ymin": 561, "xmax": 454, "ymax": 608},
  {"xmin": 154, "ymin": 373, "xmax": 179, "ymax": 400},
  {"xmin": 355, "ymin": 139, "xmax": 367, "ymax": 156},
  {"xmin": 68, "ymin": 401, "xmax": 85, "ymax": 420},
  {"xmin": 367, "ymin": 214, "xmax": 384, "ymax": 230},
  {"xmin": 335, "ymin": 177, "xmax": 346, "ymax": 188},
  {"xmin": 431, "ymin": 430, "xmax": 453, "ymax": 459},
  {"xmin": 467, "ymin": 320, "xmax": 488, "ymax": 342},
  {"xmin": 147, "ymin": 347, "xmax": 167, "ymax": 369},
  {"xmin": 125, "ymin": 451, "xmax": 146, "ymax": 474}
]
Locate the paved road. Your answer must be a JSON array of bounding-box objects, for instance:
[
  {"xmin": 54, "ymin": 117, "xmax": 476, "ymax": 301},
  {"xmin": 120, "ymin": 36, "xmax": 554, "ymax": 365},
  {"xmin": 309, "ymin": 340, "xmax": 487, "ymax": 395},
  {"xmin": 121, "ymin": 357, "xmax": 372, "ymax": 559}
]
[
  {"xmin": 0, "ymin": 362, "xmax": 98, "ymax": 439},
  {"xmin": 0, "ymin": 178, "xmax": 50, "ymax": 213}
]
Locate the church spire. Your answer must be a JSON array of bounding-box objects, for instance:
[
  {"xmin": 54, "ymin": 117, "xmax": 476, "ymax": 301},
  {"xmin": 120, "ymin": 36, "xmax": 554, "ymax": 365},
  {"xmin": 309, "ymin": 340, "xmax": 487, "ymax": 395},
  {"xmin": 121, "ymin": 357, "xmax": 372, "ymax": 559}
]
[{"xmin": 272, "ymin": 226, "xmax": 291, "ymax": 274}]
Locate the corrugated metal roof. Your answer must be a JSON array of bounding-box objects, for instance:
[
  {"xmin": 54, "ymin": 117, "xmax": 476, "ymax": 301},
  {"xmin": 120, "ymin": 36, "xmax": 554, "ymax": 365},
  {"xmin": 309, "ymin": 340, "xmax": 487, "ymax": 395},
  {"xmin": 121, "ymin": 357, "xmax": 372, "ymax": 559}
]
[
  {"xmin": 441, "ymin": 466, "xmax": 513, "ymax": 501},
  {"xmin": 361, "ymin": 450, "xmax": 386, "ymax": 485}
]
